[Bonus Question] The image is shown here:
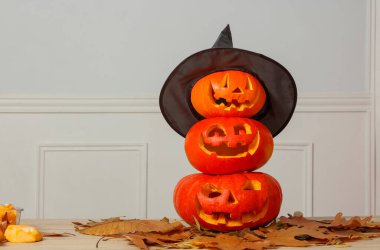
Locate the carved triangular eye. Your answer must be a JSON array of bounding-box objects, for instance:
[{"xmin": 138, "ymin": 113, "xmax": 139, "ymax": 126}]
[
  {"xmin": 207, "ymin": 126, "xmax": 226, "ymax": 137},
  {"xmin": 245, "ymin": 77, "xmax": 253, "ymax": 90},
  {"xmin": 208, "ymin": 191, "xmax": 222, "ymax": 198},
  {"xmin": 200, "ymin": 183, "xmax": 223, "ymax": 198},
  {"xmin": 221, "ymin": 73, "xmax": 230, "ymax": 88},
  {"xmin": 242, "ymin": 180, "xmax": 262, "ymax": 191}
]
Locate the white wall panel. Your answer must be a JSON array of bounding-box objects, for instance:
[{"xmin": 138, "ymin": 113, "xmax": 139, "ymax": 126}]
[
  {"xmin": 264, "ymin": 142, "xmax": 313, "ymax": 217},
  {"xmin": 38, "ymin": 144, "xmax": 147, "ymax": 219},
  {"xmin": 278, "ymin": 100, "xmax": 372, "ymax": 216}
]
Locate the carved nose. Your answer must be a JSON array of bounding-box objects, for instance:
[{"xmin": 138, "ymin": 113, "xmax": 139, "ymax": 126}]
[{"xmin": 232, "ymin": 88, "xmax": 242, "ymax": 93}]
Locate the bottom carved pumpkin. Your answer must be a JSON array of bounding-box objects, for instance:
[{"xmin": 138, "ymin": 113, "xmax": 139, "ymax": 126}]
[{"xmin": 173, "ymin": 172, "xmax": 282, "ymax": 231}]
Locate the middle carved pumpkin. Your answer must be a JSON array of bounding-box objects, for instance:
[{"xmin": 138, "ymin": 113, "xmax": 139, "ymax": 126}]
[{"xmin": 185, "ymin": 117, "xmax": 273, "ymax": 174}]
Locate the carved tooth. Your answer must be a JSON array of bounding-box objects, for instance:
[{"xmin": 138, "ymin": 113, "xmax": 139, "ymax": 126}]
[
  {"xmin": 217, "ymin": 213, "xmax": 227, "ymax": 225},
  {"xmin": 226, "ymin": 219, "xmax": 243, "ymax": 227},
  {"xmin": 199, "ymin": 210, "xmax": 218, "ymax": 225},
  {"xmin": 237, "ymin": 104, "xmax": 247, "ymax": 111}
]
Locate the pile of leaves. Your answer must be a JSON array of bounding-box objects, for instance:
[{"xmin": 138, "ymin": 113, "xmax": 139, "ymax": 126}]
[{"xmin": 74, "ymin": 212, "xmax": 380, "ymax": 250}]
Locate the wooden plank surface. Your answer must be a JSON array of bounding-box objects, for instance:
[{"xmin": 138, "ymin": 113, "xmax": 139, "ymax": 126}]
[{"xmin": 1, "ymin": 219, "xmax": 380, "ymax": 249}]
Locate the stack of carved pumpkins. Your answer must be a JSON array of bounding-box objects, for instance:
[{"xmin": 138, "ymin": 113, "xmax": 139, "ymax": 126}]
[
  {"xmin": 159, "ymin": 25, "xmax": 296, "ymax": 232},
  {"xmin": 173, "ymin": 70, "xmax": 282, "ymax": 231}
]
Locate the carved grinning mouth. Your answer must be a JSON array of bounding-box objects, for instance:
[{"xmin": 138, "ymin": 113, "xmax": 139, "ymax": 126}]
[
  {"xmin": 197, "ymin": 200, "xmax": 269, "ymax": 227},
  {"xmin": 214, "ymin": 97, "xmax": 253, "ymax": 111},
  {"xmin": 195, "ymin": 181, "xmax": 268, "ymax": 227},
  {"xmin": 210, "ymin": 74, "xmax": 259, "ymax": 111},
  {"xmin": 211, "ymin": 89, "xmax": 255, "ymax": 111},
  {"xmin": 200, "ymin": 125, "xmax": 260, "ymax": 158}
]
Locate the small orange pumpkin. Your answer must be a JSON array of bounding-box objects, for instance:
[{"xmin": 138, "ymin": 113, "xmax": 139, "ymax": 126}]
[{"xmin": 190, "ymin": 70, "xmax": 266, "ymax": 118}]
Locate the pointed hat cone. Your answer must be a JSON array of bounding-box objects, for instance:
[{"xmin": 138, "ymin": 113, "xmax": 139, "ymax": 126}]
[{"xmin": 212, "ymin": 24, "xmax": 233, "ymax": 48}]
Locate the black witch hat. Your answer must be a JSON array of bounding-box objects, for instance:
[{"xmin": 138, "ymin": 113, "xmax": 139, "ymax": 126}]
[{"xmin": 159, "ymin": 25, "xmax": 297, "ymax": 137}]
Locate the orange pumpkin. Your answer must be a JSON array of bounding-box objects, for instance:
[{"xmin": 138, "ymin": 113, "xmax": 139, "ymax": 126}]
[
  {"xmin": 190, "ymin": 70, "xmax": 266, "ymax": 118},
  {"xmin": 174, "ymin": 172, "xmax": 282, "ymax": 231},
  {"xmin": 185, "ymin": 117, "xmax": 273, "ymax": 174},
  {"xmin": 4, "ymin": 225, "xmax": 42, "ymax": 243}
]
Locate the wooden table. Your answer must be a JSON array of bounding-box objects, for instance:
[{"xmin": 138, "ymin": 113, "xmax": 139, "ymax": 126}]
[{"xmin": 2, "ymin": 219, "xmax": 380, "ymax": 249}]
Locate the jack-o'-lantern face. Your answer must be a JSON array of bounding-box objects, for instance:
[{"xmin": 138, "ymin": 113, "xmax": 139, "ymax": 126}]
[
  {"xmin": 174, "ymin": 173, "xmax": 282, "ymax": 231},
  {"xmin": 196, "ymin": 180, "xmax": 268, "ymax": 227},
  {"xmin": 190, "ymin": 70, "xmax": 266, "ymax": 118},
  {"xmin": 185, "ymin": 117, "xmax": 273, "ymax": 174},
  {"xmin": 201, "ymin": 122, "xmax": 259, "ymax": 158}
]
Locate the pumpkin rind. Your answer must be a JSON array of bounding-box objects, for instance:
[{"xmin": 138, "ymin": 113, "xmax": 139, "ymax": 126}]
[
  {"xmin": 185, "ymin": 117, "xmax": 273, "ymax": 174},
  {"xmin": 173, "ymin": 172, "xmax": 282, "ymax": 232}
]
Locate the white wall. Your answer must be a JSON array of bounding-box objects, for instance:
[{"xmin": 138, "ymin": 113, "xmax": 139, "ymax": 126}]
[
  {"xmin": 0, "ymin": 0, "xmax": 376, "ymax": 219},
  {"xmin": 0, "ymin": 0, "xmax": 369, "ymax": 97}
]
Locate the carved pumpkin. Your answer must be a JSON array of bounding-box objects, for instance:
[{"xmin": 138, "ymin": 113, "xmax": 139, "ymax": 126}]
[
  {"xmin": 185, "ymin": 117, "xmax": 273, "ymax": 174},
  {"xmin": 174, "ymin": 172, "xmax": 282, "ymax": 231},
  {"xmin": 190, "ymin": 70, "xmax": 266, "ymax": 118}
]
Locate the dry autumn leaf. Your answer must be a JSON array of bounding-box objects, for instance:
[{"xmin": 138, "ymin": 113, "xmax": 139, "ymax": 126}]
[
  {"xmin": 265, "ymin": 225, "xmax": 332, "ymax": 247},
  {"xmin": 96, "ymin": 230, "xmax": 192, "ymax": 250},
  {"xmin": 125, "ymin": 235, "xmax": 152, "ymax": 250},
  {"xmin": 192, "ymin": 234, "xmax": 271, "ymax": 250},
  {"xmin": 41, "ymin": 232, "xmax": 75, "ymax": 237},
  {"xmin": 328, "ymin": 212, "xmax": 380, "ymax": 229},
  {"xmin": 75, "ymin": 218, "xmax": 184, "ymax": 236},
  {"xmin": 279, "ymin": 213, "xmax": 327, "ymax": 229}
]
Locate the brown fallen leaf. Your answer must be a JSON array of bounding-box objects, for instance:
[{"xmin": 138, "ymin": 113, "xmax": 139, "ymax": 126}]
[
  {"xmin": 125, "ymin": 235, "xmax": 150, "ymax": 250},
  {"xmin": 264, "ymin": 224, "xmax": 329, "ymax": 247},
  {"xmin": 279, "ymin": 212, "xmax": 327, "ymax": 229},
  {"xmin": 242, "ymin": 232, "xmax": 262, "ymax": 242},
  {"xmin": 192, "ymin": 234, "xmax": 271, "ymax": 250},
  {"xmin": 96, "ymin": 231, "xmax": 192, "ymax": 250},
  {"xmin": 328, "ymin": 212, "xmax": 380, "ymax": 229},
  {"xmin": 332, "ymin": 229, "xmax": 380, "ymax": 240},
  {"xmin": 76, "ymin": 218, "xmax": 184, "ymax": 236},
  {"xmin": 41, "ymin": 232, "xmax": 75, "ymax": 237},
  {"xmin": 73, "ymin": 217, "xmax": 123, "ymax": 229}
]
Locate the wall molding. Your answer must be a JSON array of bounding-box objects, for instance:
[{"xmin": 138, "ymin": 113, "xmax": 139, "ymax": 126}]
[
  {"xmin": 37, "ymin": 143, "xmax": 148, "ymax": 219},
  {"xmin": 0, "ymin": 95, "xmax": 372, "ymax": 113},
  {"xmin": 296, "ymin": 96, "xmax": 372, "ymax": 113},
  {"xmin": 0, "ymin": 98, "xmax": 160, "ymax": 113},
  {"xmin": 274, "ymin": 142, "xmax": 314, "ymax": 217}
]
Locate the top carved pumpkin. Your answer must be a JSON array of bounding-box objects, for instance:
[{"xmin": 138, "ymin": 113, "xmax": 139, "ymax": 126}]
[{"xmin": 191, "ymin": 70, "xmax": 266, "ymax": 118}]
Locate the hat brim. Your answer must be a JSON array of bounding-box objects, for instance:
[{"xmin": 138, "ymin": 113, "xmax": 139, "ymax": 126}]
[{"xmin": 159, "ymin": 48, "xmax": 297, "ymax": 137}]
